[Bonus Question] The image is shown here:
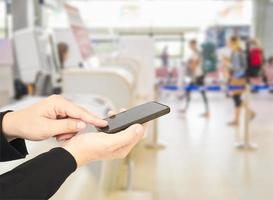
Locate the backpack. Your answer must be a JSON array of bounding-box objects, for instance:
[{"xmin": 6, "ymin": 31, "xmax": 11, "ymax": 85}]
[
  {"xmin": 249, "ymin": 48, "xmax": 263, "ymax": 67},
  {"xmin": 202, "ymin": 42, "xmax": 217, "ymax": 73}
]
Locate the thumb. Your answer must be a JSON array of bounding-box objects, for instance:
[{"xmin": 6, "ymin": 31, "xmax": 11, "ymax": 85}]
[
  {"xmin": 46, "ymin": 118, "xmax": 87, "ymax": 136},
  {"xmin": 108, "ymin": 124, "xmax": 144, "ymax": 149}
]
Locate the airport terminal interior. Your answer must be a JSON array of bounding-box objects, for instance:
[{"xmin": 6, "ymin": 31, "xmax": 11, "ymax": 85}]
[{"xmin": 0, "ymin": 0, "xmax": 273, "ymax": 199}]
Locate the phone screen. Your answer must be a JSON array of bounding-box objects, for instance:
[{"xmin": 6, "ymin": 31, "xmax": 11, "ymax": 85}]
[{"xmin": 97, "ymin": 101, "xmax": 170, "ymax": 133}]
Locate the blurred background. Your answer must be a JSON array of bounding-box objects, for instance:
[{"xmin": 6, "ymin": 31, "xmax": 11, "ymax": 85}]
[{"xmin": 0, "ymin": 0, "xmax": 273, "ymax": 199}]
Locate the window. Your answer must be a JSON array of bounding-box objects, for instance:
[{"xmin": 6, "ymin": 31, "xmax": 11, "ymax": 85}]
[
  {"xmin": 0, "ymin": 2, "xmax": 6, "ymax": 38},
  {"xmin": 155, "ymin": 36, "xmax": 184, "ymax": 68}
]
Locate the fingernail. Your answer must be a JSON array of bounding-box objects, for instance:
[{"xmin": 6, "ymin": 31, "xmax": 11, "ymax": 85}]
[
  {"xmin": 135, "ymin": 125, "xmax": 143, "ymax": 134},
  {"xmin": 77, "ymin": 121, "xmax": 86, "ymax": 129}
]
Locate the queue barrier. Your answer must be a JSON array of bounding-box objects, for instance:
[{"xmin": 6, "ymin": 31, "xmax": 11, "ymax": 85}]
[
  {"xmin": 161, "ymin": 84, "xmax": 273, "ymax": 92},
  {"xmin": 160, "ymin": 83, "xmax": 273, "ymax": 151}
]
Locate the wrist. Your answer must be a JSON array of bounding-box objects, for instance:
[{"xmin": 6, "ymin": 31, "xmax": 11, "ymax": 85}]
[
  {"xmin": 62, "ymin": 144, "xmax": 82, "ymax": 168},
  {"xmin": 62, "ymin": 139, "xmax": 96, "ymax": 168},
  {"xmin": 2, "ymin": 112, "xmax": 19, "ymax": 142}
]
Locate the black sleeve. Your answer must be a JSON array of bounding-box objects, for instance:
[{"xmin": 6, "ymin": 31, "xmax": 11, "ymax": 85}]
[
  {"xmin": 0, "ymin": 147, "xmax": 77, "ymax": 199},
  {"xmin": 0, "ymin": 111, "xmax": 28, "ymax": 162},
  {"xmin": 0, "ymin": 111, "xmax": 77, "ymax": 199}
]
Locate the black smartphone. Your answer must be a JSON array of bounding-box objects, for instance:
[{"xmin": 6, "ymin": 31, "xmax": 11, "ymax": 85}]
[{"xmin": 97, "ymin": 101, "xmax": 170, "ymax": 134}]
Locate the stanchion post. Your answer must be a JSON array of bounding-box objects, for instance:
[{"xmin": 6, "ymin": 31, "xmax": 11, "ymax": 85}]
[
  {"xmin": 161, "ymin": 83, "xmax": 259, "ymax": 151},
  {"xmin": 145, "ymin": 83, "xmax": 165, "ymax": 150},
  {"xmin": 236, "ymin": 84, "xmax": 257, "ymax": 151},
  {"xmin": 125, "ymin": 154, "xmax": 133, "ymax": 191}
]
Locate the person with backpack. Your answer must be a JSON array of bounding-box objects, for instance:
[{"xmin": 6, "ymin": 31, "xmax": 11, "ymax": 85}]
[
  {"xmin": 227, "ymin": 36, "xmax": 255, "ymax": 126},
  {"xmin": 247, "ymin": 38, "xmax": 264, "ymax": 78}
]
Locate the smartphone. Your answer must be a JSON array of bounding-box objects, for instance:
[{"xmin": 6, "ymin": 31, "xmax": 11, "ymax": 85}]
[{"xmin": 97, "ymin": 101, "xmax": 170, "ymax": 134}]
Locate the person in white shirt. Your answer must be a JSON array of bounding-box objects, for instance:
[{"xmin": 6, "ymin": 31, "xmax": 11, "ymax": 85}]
[{"xmin": 180, "ymin": 39, "xmax": 210, "ymax": 118}]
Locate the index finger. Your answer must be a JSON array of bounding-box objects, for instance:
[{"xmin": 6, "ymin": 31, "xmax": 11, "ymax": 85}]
[
  {"xmin": 56, "ymin": 97, "xmax": 108, "ymax": 127},
  {"xmin": 107, "ymin": 108, "xmax": 126, "ymax": 117}
]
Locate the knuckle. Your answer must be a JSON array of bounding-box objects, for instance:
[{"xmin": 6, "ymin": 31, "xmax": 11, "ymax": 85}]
[
  {"xmin": 120, "ymin": 152, "xmax": 128, "ymax": 159},
  {"xmin": 66, "ymin": 120, "xmax": 76, "ymax": 132},
  {"xmin": 49, "ymin": 94, "xmax": 62, "ymax": 101},
  {"xmin": 50, "ymin": 94, "xmax": 59, "ymax": 99}
]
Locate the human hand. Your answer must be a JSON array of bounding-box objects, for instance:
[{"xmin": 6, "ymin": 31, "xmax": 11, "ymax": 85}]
[
  {"xmin": 62, "ymin": 123, "xmax": 144, "ymax": 168},
  {"xmin": 2, "ymin": 95, "xmax": 107, "ymax": 141}
]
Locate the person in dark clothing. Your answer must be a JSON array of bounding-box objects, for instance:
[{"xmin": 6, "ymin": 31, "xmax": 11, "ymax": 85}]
[
  {"xmin": 0, "ymin": 95, "xmax": 144, "ymax": 199},
  {"xmin": 160, "ymin": 46, "xmax": 170, "ymax": 67}
]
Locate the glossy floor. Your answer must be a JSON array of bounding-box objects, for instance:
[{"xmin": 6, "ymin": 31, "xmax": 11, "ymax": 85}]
[{"xmin": 130, "ymin": 92, "xmax": 273, "ymax": 200}]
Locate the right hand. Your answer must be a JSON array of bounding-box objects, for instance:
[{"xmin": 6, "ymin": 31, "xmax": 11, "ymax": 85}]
[
  {"xmin": 62, "ymin": 124, "xmax": 144, "ymax": 167},
  {"xmin": 2, "ymin": 95, "xmax": 107, "ymax": 142}
]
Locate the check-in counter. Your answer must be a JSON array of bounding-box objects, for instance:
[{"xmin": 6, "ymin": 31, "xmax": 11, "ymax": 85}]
[
  {"xmin": 62, "ymin": 67, "xmax": 136, "ymax": 109},
  {"xmin": 0, "ymin": 39, "xmax": 14, "ymax": 107},
  {"xmin": 0, "ymin": 65, "xmax": 14, "ymax": 107},
  {"xmin": 99, "ymin": 55, "xmax": 140, "ymax": 80}
]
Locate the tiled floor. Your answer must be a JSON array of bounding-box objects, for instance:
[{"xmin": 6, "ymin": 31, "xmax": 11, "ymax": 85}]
[
  {"xmin": 2, "ymin": 93, "xmax": 273, "ymax": 200},
  {"xmin": 130, "ymin": 92, "xmax": 273, "ymax": 200}
]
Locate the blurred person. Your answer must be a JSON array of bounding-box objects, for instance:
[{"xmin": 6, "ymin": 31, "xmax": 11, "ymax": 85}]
[
  {"xmin": 263, "ymin": 56, "xmax": 273, "ymax": 93},
  {"xmin": 246, "ymin": 38, "xmax": 264, "ymax": 94},
  {"xmin": 160, "ymin": 46, "xmax": 170, "ymax": 67},
  {"xmin": 227, "ymin": 36, "xmax": 255, "ymax": 126},
  {"xmin": 53, "ymin": 42, "xmax": 69, "ymax": 94},
  {"xmin": 217, "ymin": 44, "xmax": 233, "ymax": 98},
  {"xmin": 180, "ymin": 39, "xmax": 210, "ymax": 118},
  {"xmin": 0, "ymin": 95, "xmax": 144, "ymax": 199},
  {"xmin": 57, "ymin": 42, "xmax": 69, "ymax": 69}
]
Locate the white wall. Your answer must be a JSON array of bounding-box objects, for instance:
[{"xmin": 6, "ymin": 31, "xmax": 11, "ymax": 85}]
[
  {"xmin": 69, "ymin": 1, "xmax": 252, "ymax": 30},
  {"xmin": 119, "ymin": 36, "xmax": 155, "ymax": 99},
  {"xmin": 254, "ymin": 0, "xmax": 273, "ymax": 58},
  {"xmin": 53, "ymin": 28, "xmax": 83, "ymax": 68}
]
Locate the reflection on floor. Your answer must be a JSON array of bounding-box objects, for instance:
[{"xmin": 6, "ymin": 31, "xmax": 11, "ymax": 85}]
[{"xmin": 131, "ymin": 92, "xmax": 273, "ymax": 200}]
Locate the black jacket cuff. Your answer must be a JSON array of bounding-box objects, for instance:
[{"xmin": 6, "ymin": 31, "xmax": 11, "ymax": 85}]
[
  {"xmin": 0, "ymin": 111, "xmax": 28, "ymax": 162},
  {"xmin": 0, "ymin": 147, "xmax": 77, "ymax": 199}
]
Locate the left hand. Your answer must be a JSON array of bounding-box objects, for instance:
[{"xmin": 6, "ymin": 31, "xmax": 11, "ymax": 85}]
[
  {"xmin": 2, "ymin": 95, "xmax": 108, "ymax": 141},
  {"xmin": 62, "ymin": 108, "xmax": 145, "ymax": 168}
]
